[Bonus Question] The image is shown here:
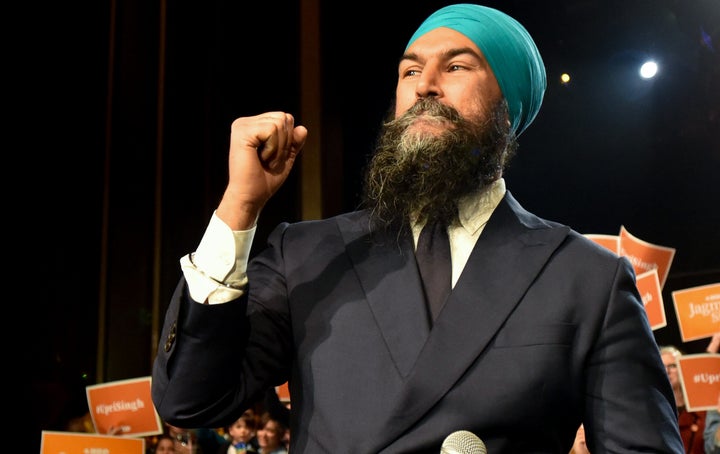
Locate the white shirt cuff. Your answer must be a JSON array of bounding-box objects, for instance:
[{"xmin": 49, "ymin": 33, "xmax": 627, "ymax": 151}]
[{"xmin": 180, "ymin": 211, "xmax": 256, "ymax": 304}]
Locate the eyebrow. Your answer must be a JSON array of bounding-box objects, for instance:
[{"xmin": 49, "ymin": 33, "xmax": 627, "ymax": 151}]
[{"xmin": 400, "ymin": 46, "xmax": 483, "ymax": 65}]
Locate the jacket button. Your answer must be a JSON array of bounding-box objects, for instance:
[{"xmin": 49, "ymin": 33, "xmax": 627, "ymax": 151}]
[{"xmin": 164, "ymin": 321, "xmax": 177, "ymax": 352}]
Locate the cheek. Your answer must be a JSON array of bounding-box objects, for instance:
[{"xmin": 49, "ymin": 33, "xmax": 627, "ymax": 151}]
[
  {"xmin": 395, "ymin": 85, "xmax": 415, "ymax": 118},
  {"xmin": 460, "ymin": 93, "xmax": 500, "ymax": 125},
  {"xmin": 466, "ymin": 87, "xmax": 496, "ymax": 112}
]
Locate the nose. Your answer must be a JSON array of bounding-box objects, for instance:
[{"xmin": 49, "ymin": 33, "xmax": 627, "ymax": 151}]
[{"xmin": 415, "ymin": 65, "xmax": 443, "ymax": 100}]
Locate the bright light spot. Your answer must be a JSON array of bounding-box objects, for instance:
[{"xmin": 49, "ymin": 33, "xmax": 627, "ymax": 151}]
[
  {"xmin": 639, "ymin": 61, "xmax": 658, "ymax": 79},
  {"xmin": 560, "ymin": 73, "xmax": 571, "ymax": 84}
]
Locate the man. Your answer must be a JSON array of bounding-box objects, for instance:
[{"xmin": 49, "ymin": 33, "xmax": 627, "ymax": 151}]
[
  {"xmin": 707, "ymin": 396, "xmax": 720, "ymax": 454},
  {"xmin": 706, "ymin": 334, "xmax": 720, "ymax": 454},
  {"xmin": 152, "ymin": 4, "xmax": 683, "ymax": 453}
]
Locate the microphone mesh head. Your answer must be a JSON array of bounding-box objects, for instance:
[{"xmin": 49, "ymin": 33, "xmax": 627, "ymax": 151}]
[{"xmin": 440, "ymin": 430, "xmax": 487, "ymax": 454}]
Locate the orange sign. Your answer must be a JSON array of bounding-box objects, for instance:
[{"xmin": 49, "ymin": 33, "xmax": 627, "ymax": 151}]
[
  {"xmin": 86, "ymin": 376, "xmax": 163, "ymax": 437},
  {"xmin": 276, "ymin": 381, "xmax": 291, "ymax": 402},
  {"xmin": 585, "ymin": 230, "xmax": 668, "ymax": 331},
  {"xmin": 636, "ymin": 269, "xmax": 666, "ymax": 331},
  {"xmin": 618, "ymin": 226, "xmax": 675, "ymax": 289},
  {"xmin": 672, "ymin": 283, "xmax": 720, "ymax": 342},
  {"xmin": 40, "ymin": 431, "xmax": 145, "ymax": 454},
  {"xmin": 677, "ymin": 354, "xmax": 720, "ymax": 412}
]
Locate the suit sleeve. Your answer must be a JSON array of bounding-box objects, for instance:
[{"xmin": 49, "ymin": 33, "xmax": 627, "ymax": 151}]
[
  {"xmin": 584, "ymin": 257, "xmax": 683, "ymax": 453},
  {"xmin": 152, "ymin": 223, "xmax": 294, "ymax": 429}
]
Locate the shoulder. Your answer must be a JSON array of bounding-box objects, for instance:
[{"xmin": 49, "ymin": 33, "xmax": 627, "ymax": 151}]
[
  {"xmin": 505, "ymin": 191, "xmax": 623, "ymax": 260},
  {"xmin": 267, "ymin": 210, "xmax": 371, "ymax": 242}
]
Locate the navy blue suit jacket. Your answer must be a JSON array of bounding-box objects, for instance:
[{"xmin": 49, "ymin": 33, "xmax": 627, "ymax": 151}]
[{"xmin": 152, "ymin": 192, "xmax": 683, "ymax": 453}]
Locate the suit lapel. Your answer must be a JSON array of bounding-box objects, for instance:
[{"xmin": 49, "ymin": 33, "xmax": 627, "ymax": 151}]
[
  {"xmin": 377, "ymin": 192, "xmax": 571, "ymax": 445},
  {"xmin": 338, "ymin": 213, "xmax": 431, "ymax": 377}
]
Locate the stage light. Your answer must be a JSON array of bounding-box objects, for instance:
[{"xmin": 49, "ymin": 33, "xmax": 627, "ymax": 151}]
[{"xmin": 639, "ymin": 60, "xmax": 658, "ymax": 79}]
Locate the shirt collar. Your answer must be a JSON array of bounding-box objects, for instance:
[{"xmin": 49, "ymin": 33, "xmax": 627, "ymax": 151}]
[
  {"xmin": 411, "ymin": 178, "xmax": 506, "ymax": 234},
  {"xmin": 456, "ymin": 177, "xmax": 506, "ymax": 235}
]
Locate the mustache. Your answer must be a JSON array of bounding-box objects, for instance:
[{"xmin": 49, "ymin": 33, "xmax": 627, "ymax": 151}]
[{"xmin": 394, "ymin": 98, "xmax": 464, "ymax": 124}]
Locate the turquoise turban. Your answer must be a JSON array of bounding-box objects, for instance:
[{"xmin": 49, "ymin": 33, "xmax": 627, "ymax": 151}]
[{"xmin": 406, "ymin": 3, "xmax": 546, "ymax": 136}]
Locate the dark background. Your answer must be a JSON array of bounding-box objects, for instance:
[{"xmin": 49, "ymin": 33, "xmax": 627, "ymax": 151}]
[{"xmin": 25, "ymin": 0, "xmax": 718, "ymax": 450}]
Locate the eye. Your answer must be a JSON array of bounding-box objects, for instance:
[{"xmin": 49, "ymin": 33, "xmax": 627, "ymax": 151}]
[
  {"xmin": 448, "ymin": 64, "xmax": 467, "ymax": 72},
  {"xmin": 402, "ymin": 68, "xmax": 421, "ymax": 78}
]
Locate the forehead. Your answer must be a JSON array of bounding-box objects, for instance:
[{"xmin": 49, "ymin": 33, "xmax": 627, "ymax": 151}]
[
  {"xmin": 404, "ymin": 27, "xmax": 484, "ymax": 60},
  {"xmin": 264, "ymin": 420, "xmax": 279, "ymax": 429}
]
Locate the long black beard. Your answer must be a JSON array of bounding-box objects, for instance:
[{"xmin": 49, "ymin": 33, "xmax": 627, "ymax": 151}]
[{"xmin": 361, "ymin": 98, "xmax": 517, "ymax": 234}]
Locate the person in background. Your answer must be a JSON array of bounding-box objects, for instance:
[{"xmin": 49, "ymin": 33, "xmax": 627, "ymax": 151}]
[
  {"xmin": 569, "ymin": 424, "xmax": 590, "ymax": 454},
  {"xmin": 166, "ymin": 423, "xmax": 207, "ymax": 454},
  {"xmin": 154, "ymin": 434, "xmax": 177, "ymax": 454},
  {"xmin": 706, "ymin": 394, "xmax": 720, "ymax": 454},
  {"xmin": 196, "ymin": 427, "xmax": 226, "ymax": 453},
  {"xmin": 705, "ymin": 333, "xmax": 720, "ymax": 454},
  {"xmin": 707, "ymin": 333, "xmax": 720, "ymax": 355},
  {"xmin": 661, "ymin": 345, "xmax": 706, "ymax": 454},
  {"xmin": 256, "ymin": 412, "xmax": 288, "ymax": 454},
  {"xmin": 262, "ymin": 388, "xmax": 290, "ymax": 449},
  {"xmin": 64, "ymin": 410, "xmax": 95, "ymax": 433},
  {"xmin": 217, "ymin": 410, "xmax": 258, "ymax": 454},
  {"xmin": 151, "ymin": 3, "xmax": 683, "ymax": 452}
]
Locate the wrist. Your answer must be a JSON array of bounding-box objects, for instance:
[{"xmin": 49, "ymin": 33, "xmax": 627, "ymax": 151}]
[{"xmin": 217, "ymin": 198, "xmax": 262, "ymax": 231}]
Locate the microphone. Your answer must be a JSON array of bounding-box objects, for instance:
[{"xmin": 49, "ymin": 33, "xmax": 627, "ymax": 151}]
[{"xmin": 440, "ymin": 430, "xmax": 487, "ymax": 454}]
